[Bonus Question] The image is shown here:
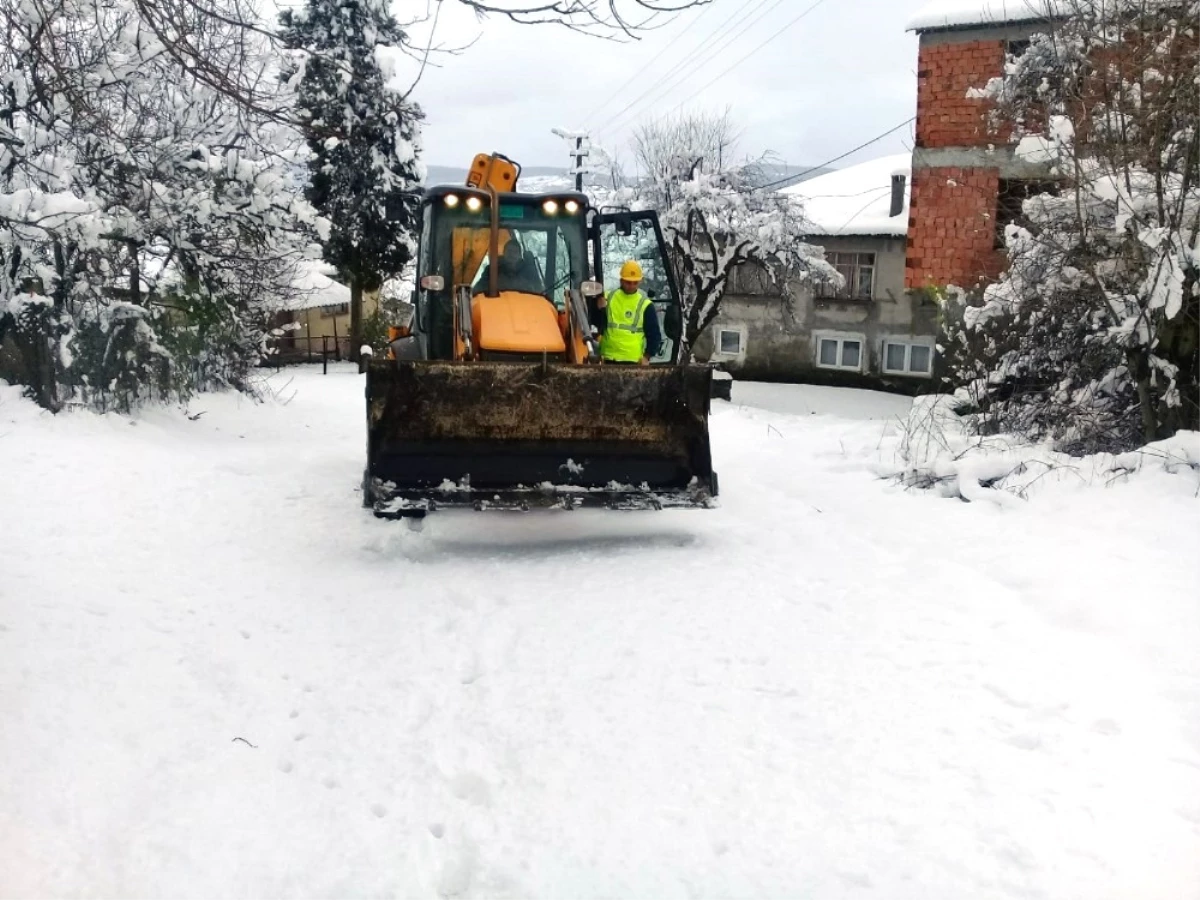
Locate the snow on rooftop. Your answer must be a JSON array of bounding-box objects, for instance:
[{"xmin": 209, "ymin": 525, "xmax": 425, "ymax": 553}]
[
  {"xmin": 906, "ymin": 0, "xmax": 1065, "ymax": 31},
  {"xmin": 278, "ymin": 259, "xmax": 352, "ymax": 312},
  {"xmin": 781, "ymin": 153, "xmax": 911, "ymax": 238}
]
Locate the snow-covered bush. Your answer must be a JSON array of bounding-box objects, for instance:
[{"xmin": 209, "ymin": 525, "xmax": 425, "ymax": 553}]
[
  {"xmin": 0, "ymin": 0, "xmax": 322, "ymax": 412},
  {"xmin": 876, "ymin": 393, "xmax": 1200, "ymax": 505},
  {"xmin": 952, "ymin": 0, "xmax": 1199, "ymax": 454}
]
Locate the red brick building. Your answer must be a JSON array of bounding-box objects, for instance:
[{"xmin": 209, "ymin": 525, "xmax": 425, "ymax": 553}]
[{"xmin": 904, "ymin": 4, "xmax": 1061, "ymax": 292}]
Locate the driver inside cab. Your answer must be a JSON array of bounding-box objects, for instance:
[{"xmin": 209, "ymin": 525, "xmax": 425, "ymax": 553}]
[{"xmin": 473, "ymin": 238, "xmax": 542, "ymax": 296}]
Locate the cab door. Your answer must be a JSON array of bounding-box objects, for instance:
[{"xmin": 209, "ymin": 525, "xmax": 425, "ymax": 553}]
[{"xmin": 590, "ymin": 210, "xmax": 683, "ymax": 365}]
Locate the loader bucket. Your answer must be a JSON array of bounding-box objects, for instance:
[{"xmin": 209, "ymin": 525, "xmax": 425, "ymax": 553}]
[{"xmin": 364, "ymin": 361, "xmax": 717, "ymax": 517}]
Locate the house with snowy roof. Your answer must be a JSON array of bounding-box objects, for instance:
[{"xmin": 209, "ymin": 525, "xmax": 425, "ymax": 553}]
[
  {"xmin": 694, "ymin": 0, "xmax": 1080, "ymax": 389},
  {"xmin": 267, "ymin": 260, "xmax": 381, "ymax": 363},
  {"xmin": 696, "ymin": 153, "xmax": 942, "ymax": 389}
]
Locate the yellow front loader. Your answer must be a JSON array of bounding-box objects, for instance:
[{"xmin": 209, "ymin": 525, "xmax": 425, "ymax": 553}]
[{"xmin": 363, "ymin": 152, "xmax": 718, "ymax": 518}]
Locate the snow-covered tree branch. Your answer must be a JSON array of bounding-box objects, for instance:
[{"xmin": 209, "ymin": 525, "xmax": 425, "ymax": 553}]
[
  {"xmin": 948, "ymin": 0, "xmax": 1198, "ymax": 453},
  {"xmin": 613, "ymin": 110, "xmax": 836, "ymax": 359},
  {"xmin": 451, "ymin": 0, "xmax": 709, "ymax": 37}
]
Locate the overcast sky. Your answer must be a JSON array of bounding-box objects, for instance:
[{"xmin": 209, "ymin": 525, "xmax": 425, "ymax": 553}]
[{"xmin": 394, "ymin": 0, "xmax": 936, "ymax": 174}]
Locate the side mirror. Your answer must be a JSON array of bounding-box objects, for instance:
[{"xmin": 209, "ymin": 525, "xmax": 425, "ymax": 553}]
[
  {"xmin": 581, "ymin": 280, "xmax": 604, "ymax": 298},
  {"xmin": 663, "ymin": 305, "xmax": 682, "ymax": 341}
]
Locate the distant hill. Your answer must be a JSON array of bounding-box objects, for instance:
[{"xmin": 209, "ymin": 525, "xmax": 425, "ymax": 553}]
[{"xmin": 423, "ymin": 163, "xmax": 835, "ymax": 191}]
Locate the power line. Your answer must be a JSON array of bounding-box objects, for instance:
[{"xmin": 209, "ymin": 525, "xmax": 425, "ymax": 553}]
[
  {"xmin": 606, "ymin": 0, "xmax": 797, "ymax": 136},
  {"xmin": 598, "ymin": 0, "xmax": 782, "ymax": 133},
  {"xmin": 667, "ymin": 0, "xmax": 833, "ymax": 117},
  {"xmin": 596, "ymin": 0, "xmax": 770, "ymax": 132},
  {"xmin": 757, "ymin": 117, "xmax": 916, "ymax": 193},
  {"xmin": 581, "ymin": 0, "xmax": 723, "ymax": 125}
]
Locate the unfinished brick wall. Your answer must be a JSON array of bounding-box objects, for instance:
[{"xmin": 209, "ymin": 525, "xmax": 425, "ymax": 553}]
[
  {"xmin": 905, "ymin": 167, "xmax": 1003, "ymax": 289},
  {"xmin": 915, "ymin": 39, "xmax": 1009, "ymax": 147}
]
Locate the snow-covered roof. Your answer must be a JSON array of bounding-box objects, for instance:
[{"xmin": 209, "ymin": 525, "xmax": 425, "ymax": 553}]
[
  {"xmin": 781, "ymin": 153, "xmax": 911, "ymax": 238},
  {"xmin": 906, "ymin": 0, "xmax": 1065, "ymax": 32},
  {"xmin": 279, "ymin": 260, "xmax": 352, "ymax": 312}
]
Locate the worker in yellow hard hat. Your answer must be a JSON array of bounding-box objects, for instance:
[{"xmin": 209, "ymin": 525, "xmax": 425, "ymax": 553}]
[{"xmin": 594, "ymin": 260, "xmax": 662, "ymax": 365}]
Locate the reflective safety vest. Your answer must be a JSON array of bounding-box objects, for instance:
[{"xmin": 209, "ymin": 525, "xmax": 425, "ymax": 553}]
[{"xmin": 600, "ymin": 289, "xmax": 650, "ymax": 362}]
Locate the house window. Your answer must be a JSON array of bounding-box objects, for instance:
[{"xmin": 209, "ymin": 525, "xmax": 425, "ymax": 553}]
[
  {"xmin": 1006, "ymin": 39, "xmax": 1030, "ymax": 60},
  {"xmin": 995, "ymin": 179, "xmax": 1060, "ymax": 249},
  {"xmin": 729, "ymin": 261, "xmax": 783, "ymax": 296},
  {"xmin": 712, "ymin": 325, "xmax": 747, "ymax": 361},
  {"xmin": 818, "ymin": 252, "xmax": 875, "ymax": 300},
  {"xmin": 882, "ymin": 339, "xmax": 934, "ymax": 377},
  {"xmin": 814, "ymin": 332, "xmax": 864, "ymax": 372},
  {"xmin": 321, "ymin": 302, "xmax": 350, "ymax": 318}
]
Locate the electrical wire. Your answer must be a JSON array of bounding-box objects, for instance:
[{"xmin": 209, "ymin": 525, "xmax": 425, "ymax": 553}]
[
  {"xmin": 755, "ymin": 116, "xmax": 916, "ymax": 193},
  {"xmin": 667, "ymin": 0, "xmax": 833, "ymax": 117},
  {"xmin": 599, "ymin": 0, "xmax": 787, "ymax": 133},
  {"xmin": 581, "ymin": 0, "xmax": 723, "ymax": 125}
]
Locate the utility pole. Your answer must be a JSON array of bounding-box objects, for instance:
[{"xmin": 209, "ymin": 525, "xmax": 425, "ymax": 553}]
[
  {"xmin": 573, "ymin": 136, "xmax": 584, "ymax": 191},
  {"xmin": 551, "ymin": 128, "xmax": 590, "ymax": 192}
]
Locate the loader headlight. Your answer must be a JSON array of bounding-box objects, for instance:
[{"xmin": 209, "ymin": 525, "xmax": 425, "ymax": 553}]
[
  {"xmin": 465, "ymin": 196, "xmax": 483, "ymax": 212},
  {"xmin": 444, "ymin": 194, "xmax": 460, "ymax": 208},
  {"xmin": 564, "ymin": 199, "xmax": 580, "ymax": 214},
  {"xmin": 542, "ymin": 200, "xmax": 558, "ymax": 215}
]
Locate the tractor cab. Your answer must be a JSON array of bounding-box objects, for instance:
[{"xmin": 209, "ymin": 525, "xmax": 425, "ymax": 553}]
[{"xmin": 413, "ymin": 185, "xmax": 594, "ymax": 363}]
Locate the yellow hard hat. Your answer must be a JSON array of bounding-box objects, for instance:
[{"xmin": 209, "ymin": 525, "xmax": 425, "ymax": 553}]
[{"xmin": 619, "ymin": 260, "xmax": 643, "ymax": 282}]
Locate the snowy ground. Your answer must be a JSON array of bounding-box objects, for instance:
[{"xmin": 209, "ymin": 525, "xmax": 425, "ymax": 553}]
[{"xmin": 2, "ymin": 364, "xmax": 1198, "ymax": 899}]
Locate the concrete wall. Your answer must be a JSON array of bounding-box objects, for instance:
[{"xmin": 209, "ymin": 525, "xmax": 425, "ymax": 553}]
[{"xmin": 695, "ymin": 236, "xmax": 943, "ymax": 393}]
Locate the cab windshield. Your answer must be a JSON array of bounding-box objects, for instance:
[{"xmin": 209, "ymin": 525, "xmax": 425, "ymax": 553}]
[{"xmin": 435, "ymin": 199, "xmax": 587, "ymax": 310}]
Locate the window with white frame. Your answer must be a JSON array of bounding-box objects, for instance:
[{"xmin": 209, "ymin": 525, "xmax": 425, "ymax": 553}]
[
  {"xmin": 814, "ymin": 332, "xmax": 864, "ymax": 372},
  {"xmin": 817, "ymin": 252, "xmax": 875, "ymax": 300},
  {"xmin": 713, "ymin": 325, "xmax": 746, "ymax": 360},
  {"xmin": 882, "ymin": 339, "xmax": 934, "ymax": 377}
]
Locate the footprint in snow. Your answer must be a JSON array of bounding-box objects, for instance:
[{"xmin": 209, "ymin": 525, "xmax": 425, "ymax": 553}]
[
  {"xmin": 429, "ymin": 822, "xmax": 445, "ymax": 839},
  {"xmin": 371, "ymin": 803, "xmax": 388, "ymax": 818},
  {"xmin": 450, "ymin": 772, "xmax": 492, "ymax": 807},
  {"xmin": 277, "ymin": 759, "xmax": 294, "ymax": 774},
  {"xmin": 1005, "ymin": 732, "xmax": 1043, "ymax": 751}
]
